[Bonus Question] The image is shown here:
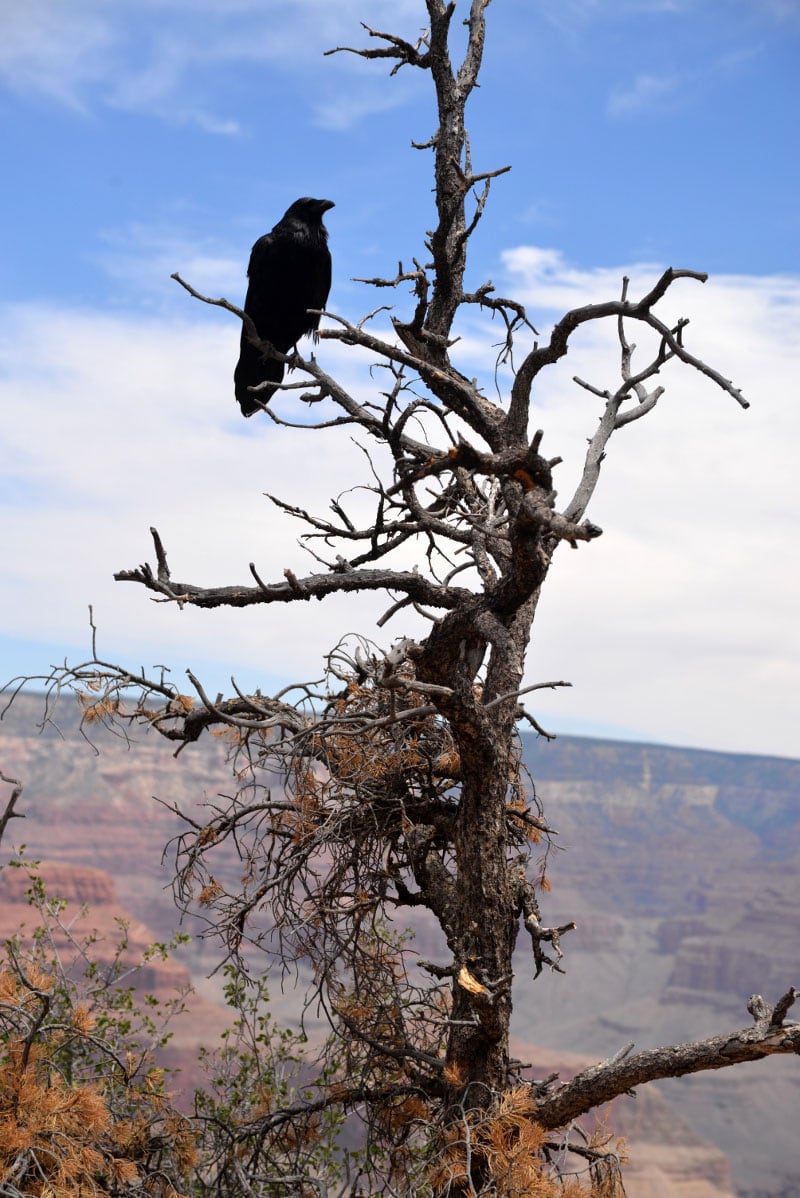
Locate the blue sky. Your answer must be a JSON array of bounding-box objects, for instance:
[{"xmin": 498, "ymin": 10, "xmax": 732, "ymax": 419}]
[{"xmin": 1, "ymin": 0, "xmax": 798, "ymax": 758}]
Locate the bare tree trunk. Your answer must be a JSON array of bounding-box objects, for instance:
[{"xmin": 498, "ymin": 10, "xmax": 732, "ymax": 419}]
[{"xmin": 6, "ymin": 5, "xmax": 777, "ymax": 1196}]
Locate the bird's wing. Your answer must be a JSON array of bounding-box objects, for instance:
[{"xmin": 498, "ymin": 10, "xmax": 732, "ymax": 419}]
[{"xmin": 246, "ymin": 232, "xmax": 275, "ymax": 279}]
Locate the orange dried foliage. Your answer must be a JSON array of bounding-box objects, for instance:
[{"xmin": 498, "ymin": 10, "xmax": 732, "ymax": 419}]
[
  {"xmin": 324, "ymin": 1080, "xmax": 358, "ymax": 1104},
  {"xmin": 0, "ymin": 971, "xmax": 18, "ymax": 1002},
  {"xmin": 376, "ymin": 1092, "xmax": 430, "ymax": 1134},
  {"xmin": 442, "ymin": 1061, "xmax": 466, "ymax": 1087},
  {"xmin": 506, "ymin": 798, "xmax": 541, "ymax": 844},
  {"xmin": 0, "ymin": 991, "xmax": 197, "ymax": 1198},
  {"xmin": 316, "ymin": 680, "xmax": 456, "ymax": 791},
  {"xmin": 430, "ymin": 1088, "xmax": 625, "ymax": 1198},
  {"xmin": 0, "ymin": 1040, "xmax": 113, "ymax": 1193},
  {"xmin": 198, "ymin": 879, "xmax": 225, "ymax": 907},
  {"xmin": 163, "ymin": 1112, "xmax": 200, "ymax": 1173},
  {"xmin": 71, "ymin": 1002, "xmax": 97, "ymax": 1034},
  {"xmin": 109, "ymin": 1157, "xmax": 141, "ymax": 1187},
  {"xmin": 433, "ymin": 748, "xmax": 461, "ymax": 777},
  {"xmin": 25, "ymin": 965, "xmax": 55, "ymax": 993},
  {"xmin": 197, "ymin": 823, "xmax": 219, "ymax": 847},
  {"xmin": 110, "ymin": 1114, "xmax": 151, "ymax": 1156},
  {"xmin": 431, "ymin": 1087, "xmax": 549, "ymax": 1196},
  {"xmin": 77, "ymin": 693, "xmax": 120, "ymax": 723},
  {"xmin": 281, "ymin": 764, "xmax": 328, "ymax": 844},
  {"xmin": 209, "ymin": 726, "xmax": 242, "ymax": 744}
]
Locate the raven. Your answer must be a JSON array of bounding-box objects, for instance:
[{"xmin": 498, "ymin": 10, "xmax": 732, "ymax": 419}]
[{"xmin": 234, "ymin": 197, "xmax": 334, "ymax": 417}]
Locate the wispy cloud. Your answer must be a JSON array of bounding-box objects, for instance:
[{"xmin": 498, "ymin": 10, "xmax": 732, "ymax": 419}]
[
  {"xmin": 0, "ymin": 4, "xmax": 112, "ymax": 112},
  {"xmin": 514, "ymin": 199, "xmax": 562, "ymax": 229},
  {"xmin": 606, "ymin": 38, "xmax": 769, "ymax": 119},
  {"xmin": 606, "ymin": 71, "xmax": 681, "ymax": 117},
  {"xmin": 0, "ymin": 0, "xmax": 423, "ymax": 133},
  {"xmin": 0, "ymin": 1, "xmax": 240, "ymax": 133},
  {"xmin": 753, "ymin": 0, "xmax": 800, "ymax": 21},
  {"xmin": 95, "ymin": 221, "xmax": 243, "ymax": 305},
  {"xmin": 531, "ymin": 0, "xmax": 688, "ymax": 39},
  {"xmin": 532, "ymin": 0, "xmax": 795, "ymax": 25},
  {"xmin": 313, "ymin": 85, "xmax": 412, "ymax": 133},
  {"xmin": 102, "ymin": 37, "xmax": 245, "ymax": 135}
]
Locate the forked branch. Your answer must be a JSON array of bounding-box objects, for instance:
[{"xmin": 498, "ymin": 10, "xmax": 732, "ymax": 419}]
[{"xmin": 536, "ymin": 988, "xmax": 800, "ymax": 1130}]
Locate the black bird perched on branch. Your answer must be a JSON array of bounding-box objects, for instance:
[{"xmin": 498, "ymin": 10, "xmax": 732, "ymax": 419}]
[{"xmin": 234, "ymin": 197, "xmax": 334, "ymax": 417}]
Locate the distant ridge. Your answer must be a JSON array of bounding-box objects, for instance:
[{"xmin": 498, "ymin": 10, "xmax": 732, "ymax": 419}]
[
  {"xmin": 522, "ymin": 729, "xmax": 800, "ymax": 789},
  {"xmin": 4, "ymin": 690, "xmax": 798, "ymax": 770}
]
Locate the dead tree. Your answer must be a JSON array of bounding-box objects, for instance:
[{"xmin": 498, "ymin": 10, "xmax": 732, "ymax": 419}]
[{"xmin": 7, "ymin": 3, "xmax": 797, "ymax": 1195}]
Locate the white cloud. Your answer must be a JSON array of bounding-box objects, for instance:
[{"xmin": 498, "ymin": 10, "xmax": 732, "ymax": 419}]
[
  {"xmin": 500, "ymin": 246, "xmax": 662, "ymax": 314},
  {"xmin": 0, "ymin": 301, "xmax": 423, "ymax": 693},
  {"xmin": 1, "ymin": 249, "xmax": 798, "ymax": 759},
  {"xmin": 0, "ymin": 4, "xmax": 112, "ymax": 112},
  {"xmin": 494, "ymin": 248, "xmax": 800, "ymax": 757},
  {"xmin": 0, "ymin": 0, "xmax": 424, "ymax": 132}
]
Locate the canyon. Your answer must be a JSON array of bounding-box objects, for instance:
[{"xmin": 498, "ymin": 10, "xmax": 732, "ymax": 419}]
[{"xmin": 1, "ymin": 692, "xmax": 798, "ymax": 1196}]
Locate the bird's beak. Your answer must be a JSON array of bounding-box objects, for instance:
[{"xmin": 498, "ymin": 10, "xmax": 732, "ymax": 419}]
[{"xmin": 318, "ymin": 200, "xmax": 335, "ymax": 214}]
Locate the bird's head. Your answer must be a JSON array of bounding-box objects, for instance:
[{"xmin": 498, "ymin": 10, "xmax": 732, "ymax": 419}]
[{"xmin": 285, "ymin": 197, "xmax": 335, "ymax": 223}]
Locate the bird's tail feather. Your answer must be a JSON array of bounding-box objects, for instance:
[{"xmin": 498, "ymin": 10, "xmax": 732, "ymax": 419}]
[{"xmin": 234, "ymin": 346, "xmax": 285, "ymax": 417}]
